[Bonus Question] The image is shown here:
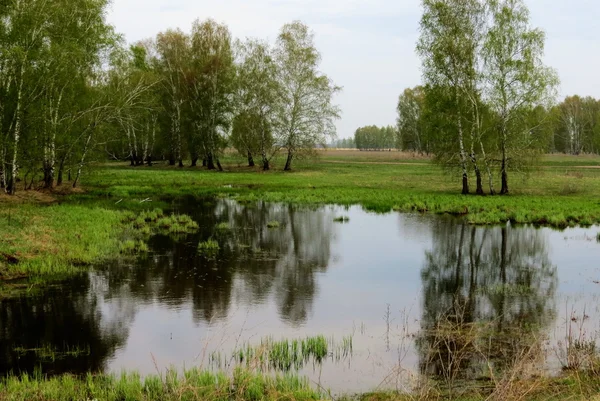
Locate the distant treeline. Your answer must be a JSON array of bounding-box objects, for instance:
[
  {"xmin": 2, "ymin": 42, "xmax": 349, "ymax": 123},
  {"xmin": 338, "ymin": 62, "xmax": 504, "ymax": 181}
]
[
  {"xmin": 353, "ymin": 126, "xmax": 396, "ymax": 151},
  {"xmin": 396, "ymin": 88, "xmax": 600, "ymax": 156}
]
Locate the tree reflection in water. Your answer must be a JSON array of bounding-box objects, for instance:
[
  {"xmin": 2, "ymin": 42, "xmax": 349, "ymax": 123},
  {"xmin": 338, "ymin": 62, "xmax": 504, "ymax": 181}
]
[
  {"xmin": 417, "ymin": 219, "xmax": 557, "ymax": 388},
  {"xmin": 0, "ymin": 199, "xmax": 337, "ymax": 376}
]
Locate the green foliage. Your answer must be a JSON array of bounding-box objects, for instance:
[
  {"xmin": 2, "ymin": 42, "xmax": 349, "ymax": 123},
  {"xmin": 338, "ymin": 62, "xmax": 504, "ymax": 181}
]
[
  {"xmin": 274, "ymin": 21, "xmax": 341, "ymax": 170},
  {"xmin": 416, "ymin": 0, "xmax": 558, "ymax": 195},
  {"xmin": 397, "ymin": 86, "xmax": 429, "ymax": 153}
]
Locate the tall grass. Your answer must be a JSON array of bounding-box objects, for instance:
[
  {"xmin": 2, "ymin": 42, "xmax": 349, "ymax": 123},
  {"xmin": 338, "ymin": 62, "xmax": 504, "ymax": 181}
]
[
  {"xmin": 197, "ymin": 238, "xmax": 220, "ymax": 257},
  {"xmin": 211, "ymin": 335, "xmax": 352, "ymax": 373},
  {"xmin": 0, "ymin": 368, "xmax": 323, "ymax": 401}
]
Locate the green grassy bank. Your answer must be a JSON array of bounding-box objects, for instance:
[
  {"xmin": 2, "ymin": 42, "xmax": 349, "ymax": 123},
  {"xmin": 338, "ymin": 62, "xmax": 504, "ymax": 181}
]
[
  {"xmin": 83, "ymin": 152, "xmax": 600, "ymax": 228},
  {"xmin": 2, "ymin": 151, "xmax": 600, "ymax": 288},
  {"xmin": 0, "ymin": 204, "xmax": 125, "ymax": 282}
]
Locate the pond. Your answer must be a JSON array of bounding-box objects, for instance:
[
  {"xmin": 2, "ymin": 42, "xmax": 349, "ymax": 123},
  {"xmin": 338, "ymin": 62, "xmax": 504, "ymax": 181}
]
[{"xmin": 1, "ymin": 198, "xmax": 599, "ymax": 394}]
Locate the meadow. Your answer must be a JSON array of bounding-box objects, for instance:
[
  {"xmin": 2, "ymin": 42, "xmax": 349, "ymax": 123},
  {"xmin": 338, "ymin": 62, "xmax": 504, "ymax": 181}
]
[{"xmin": 2, "ymin": 150, "xmax": 600, "ymax": 285}]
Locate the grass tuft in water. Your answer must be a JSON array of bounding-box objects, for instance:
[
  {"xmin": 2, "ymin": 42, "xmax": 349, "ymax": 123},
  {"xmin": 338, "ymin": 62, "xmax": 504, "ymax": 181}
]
[
  {"xmin": 333, "ymin": 216, "xmax": 350, "ymax": 223},
  {"xmin": 215, "ymin": 222, "xmax": 231, "ymax": 231},
  {"xmin": 267, "ymin": 220, "xmax": 280, "ymax": 229},
  {"xmin": 197, "ymin": 238, "xmax": 220, "ymax": 257},
  {"xmin": 120, "ymin": 240, "xmax": 149, "ymax": 254}
]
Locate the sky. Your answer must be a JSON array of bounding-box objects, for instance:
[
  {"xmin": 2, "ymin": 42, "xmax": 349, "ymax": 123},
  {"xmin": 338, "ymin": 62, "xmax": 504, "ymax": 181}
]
[{"xmin": 106, "ymin": 0, "xmax": 600, "ymax": 139}]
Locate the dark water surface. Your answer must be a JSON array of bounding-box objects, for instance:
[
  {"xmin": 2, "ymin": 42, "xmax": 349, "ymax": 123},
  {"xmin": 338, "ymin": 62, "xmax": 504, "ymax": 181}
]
[{"xmin": 1, "ymin": 198, "xmax": 599, "ymax": 392}]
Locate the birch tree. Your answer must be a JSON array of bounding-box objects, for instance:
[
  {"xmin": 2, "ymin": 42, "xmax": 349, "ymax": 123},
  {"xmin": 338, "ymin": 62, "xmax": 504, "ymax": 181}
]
[
  {"xmin": 417, "ymin": 0, "xmax": 485, "ymax": 195},
  {"xmin": 273, "ymin": 21, "xmax": 341, "ymax": 171},
  {"xmin": 189, "ymin": 19, "xmax": 235, "ymax": 171},
  {"xmin": 232, "ymin": 38, "xmax": 279, "ymax": 170},
  {"xmin": 482, "ymin": 0, "xmax": 558, "ymax": 194},
  {"xmin": 156, "ymin": 29, "xmax": 189, "ymax": 167},
  {"xmin": 0, "ymin": 0, "xmax": 115, "ymax": 193}
]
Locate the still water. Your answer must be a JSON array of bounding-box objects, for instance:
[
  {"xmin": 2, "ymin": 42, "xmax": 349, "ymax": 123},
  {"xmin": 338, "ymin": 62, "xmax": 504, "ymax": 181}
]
[{"xmin": 1, "ymin": 198, "xmax": 599, "ymax": 393}]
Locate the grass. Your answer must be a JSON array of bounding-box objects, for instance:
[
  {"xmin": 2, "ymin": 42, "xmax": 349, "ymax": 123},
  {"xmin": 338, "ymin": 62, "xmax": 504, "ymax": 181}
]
[
  {"xmin": 0, "ymin": 201, "xmax": 197, "ymax": 297},
  {"xmin": 13, "ymin": 344, "xmax": 91, "ymax": 362},
  {"xmin": 266, "ymin": 220, "xmax": 280, "ymax": 229},
  {"xmin": 333, "ymin": 216, "xmax": 350, "ymax": 223},
  {"xmin": 2, "ymin": 368, "xmax": 600, "ymax": 401},
  {"xmin": 120, "ymin": 239, "xmax": 149, "ymax": 254},
  {"xmin": 0, "ymin": 368, "xmax": 322, "ymax": 401},
  {"xmin": 197, "ymin": 238, "xmax": 220, "ymax": 257},
  {"xmin": 208, "ymin": 335, "xmax": 352, "ymax": 373},
  {"xmin": 216, "ymin": 222, "xmax": 231, "ymax": 231},
  {"xmin": 0, "ymin": 204, "xmax": 125, "ymax": 280},
  {"xmin": 77, "ymin": 151, "xmax": 600, "ymax": 229}
]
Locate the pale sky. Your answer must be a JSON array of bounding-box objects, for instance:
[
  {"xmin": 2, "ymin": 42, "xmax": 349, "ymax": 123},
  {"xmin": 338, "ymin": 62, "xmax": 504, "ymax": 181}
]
[{"xmin": 107, "ymin": 0, "xmax": 600, "ymax": 139}]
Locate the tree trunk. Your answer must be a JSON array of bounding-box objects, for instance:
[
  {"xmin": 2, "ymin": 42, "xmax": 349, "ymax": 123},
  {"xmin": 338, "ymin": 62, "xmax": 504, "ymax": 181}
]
[
  {"xmin": 456, "ymin": 107, "xmax": 469, "ymax": 195},
  {"xmin": 73, "ymin": 128, "xmax": 94, "ymax": 188},
  {"xmin": 43, "ymin": 163, "xmax": 53, "ymax": 189},
  {"xmin": 500, "ymin": 126, "xmax": 509, "ymax": 195},
  {"xmin": 474, "ymin": 163, "xmax": 484, "ymax": 195},
  {"xmin": 147, "ymin": 116, "xmax": 156, "ymax": 167},
  {"xmin": 479, "ymin": 140, "xmax": 495, "ymax": 195},
  {"xmin": 216, "ymin": 157, "xmax": 223, "ymax": 172},
  {"xmin": 206, "ymin": 153, "xmax": 216, "ymax": 170},
  {"xmin": 57, "ymin": 160, "xmax": 65, "ymax": 186},
  {"xmin": 262, "ymin": 158, "xmax": 270, "ymax": 171},
  {"xmin": 178, "ymin": 159, "xmax": 184, "ymax": 168},
  {"xmin": 191, "ymin": 157, "xmax": 198, "ymax": 167},
  {"xmin": 284, "ymin": 151, "xmax": 293, "ymax": 171},
  {"xmin": 247, "ymin": 151, "xmax": 255, "ymax": 167},
  {"xmin": 500, "ymin": 158, "xmax": 509, "ymax": 195},
  {"xmin": 8, "ymin": 68, "xmax": 25, "ymax": 195},
  {"xmin": 202, "ymin": 158, "xmax": 207, "ymax": 167}
]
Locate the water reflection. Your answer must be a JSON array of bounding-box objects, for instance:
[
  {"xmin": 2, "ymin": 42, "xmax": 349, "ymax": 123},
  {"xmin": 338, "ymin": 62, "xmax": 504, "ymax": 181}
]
[
  {"xmin": 0, "ymin": 274, "xmax": 129, "ymax": 375},
  {"xmin": 0, "ymin": 200, "xmax": 582, "ymax": 393},
  {"xmin": 417, "ymin": 219, "xmax": 558, "ymax": 382}
]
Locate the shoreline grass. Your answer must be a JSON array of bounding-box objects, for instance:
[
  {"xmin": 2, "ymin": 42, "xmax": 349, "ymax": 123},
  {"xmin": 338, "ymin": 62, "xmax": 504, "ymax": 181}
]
[
  {"xmin": 0, "ymin": 368, "xmax": 322, "ymax": 401},
  {"xmin": 0, "ymin": 202, "xmax": 198, "ymax": 296},
  {"xmin": 2, "ymin": 367, "xmax": 600, "ymax": 401}
]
